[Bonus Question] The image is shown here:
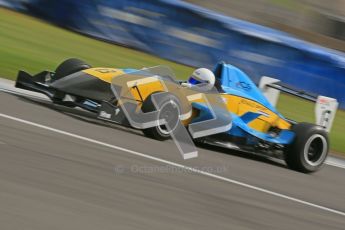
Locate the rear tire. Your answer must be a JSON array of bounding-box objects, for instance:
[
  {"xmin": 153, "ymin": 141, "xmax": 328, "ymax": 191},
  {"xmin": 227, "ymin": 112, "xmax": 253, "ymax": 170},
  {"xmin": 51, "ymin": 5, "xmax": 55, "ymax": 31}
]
[
  {"xmin": 53, "ymin": 58, "xmax": 91, "ymax": 81},
  {"xmin": 284, "ymin": 123, "xmax": 329, "ymax": 173}
]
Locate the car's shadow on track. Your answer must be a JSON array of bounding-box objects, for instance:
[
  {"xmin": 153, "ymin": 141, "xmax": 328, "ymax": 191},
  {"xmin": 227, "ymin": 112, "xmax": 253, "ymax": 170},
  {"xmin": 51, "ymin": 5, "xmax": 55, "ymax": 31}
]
[
  {"xmin": 14, "ymin": 93, "xmax": 289, "ymax": 171},
  {"xmin": 15, "ymin": 95, "xmax": 145, "ymax": 138},
  {"xmin": 196, "ymin": 142, "xmax": 287, "ymax": 169}
]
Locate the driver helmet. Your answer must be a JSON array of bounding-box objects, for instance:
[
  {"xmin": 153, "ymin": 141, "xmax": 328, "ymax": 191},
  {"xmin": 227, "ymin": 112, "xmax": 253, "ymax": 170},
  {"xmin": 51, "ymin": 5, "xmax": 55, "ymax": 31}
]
[{"xmin": 188, "ymin": 68, "xmax": 215, "ymax": 91}]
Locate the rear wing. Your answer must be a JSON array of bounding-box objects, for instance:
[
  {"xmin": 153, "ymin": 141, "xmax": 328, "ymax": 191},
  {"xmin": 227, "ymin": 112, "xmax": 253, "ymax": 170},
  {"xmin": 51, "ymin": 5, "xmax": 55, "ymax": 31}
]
[{"xmin": 259, "ymin": 76, "xmax": 338, "ymax": 132}]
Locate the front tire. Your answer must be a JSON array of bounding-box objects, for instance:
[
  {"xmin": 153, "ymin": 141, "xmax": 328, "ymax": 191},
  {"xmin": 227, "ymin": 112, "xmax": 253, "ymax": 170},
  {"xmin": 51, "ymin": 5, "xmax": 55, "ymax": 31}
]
[
  {"xmin": 53, "ymin": 58, "xmax": 91, "ymax": 81},
  {"xmin": 51, "ymin": 58, "xmax": 91, "ymax": 105},
  {"xmin": 284, "ymin": 123, "xmax": 329, "ymax": 173}
]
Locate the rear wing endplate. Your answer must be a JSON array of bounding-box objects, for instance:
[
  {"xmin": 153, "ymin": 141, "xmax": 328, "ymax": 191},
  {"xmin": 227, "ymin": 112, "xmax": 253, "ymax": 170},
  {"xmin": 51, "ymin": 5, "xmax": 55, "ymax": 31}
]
[{"xmin": 259, "ymin": 76, "xmax": 338, "ymax": 132}]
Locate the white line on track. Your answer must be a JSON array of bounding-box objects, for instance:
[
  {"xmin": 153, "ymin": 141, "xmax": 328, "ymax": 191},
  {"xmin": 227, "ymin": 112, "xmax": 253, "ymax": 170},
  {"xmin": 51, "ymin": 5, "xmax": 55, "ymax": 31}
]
[
  {"xmin": 0, "ymin": 112, "xmax": 344, "ymax": 217},
  {"xmin": 326, "ymin": 159, "xmax": 345, "ymax": 169}
]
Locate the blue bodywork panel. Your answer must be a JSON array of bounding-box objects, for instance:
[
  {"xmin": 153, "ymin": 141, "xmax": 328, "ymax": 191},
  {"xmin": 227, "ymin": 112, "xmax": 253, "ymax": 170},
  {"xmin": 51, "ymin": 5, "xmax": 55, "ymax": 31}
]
[
  {"xmin": 230, "ymin": 113, "xmax": 294, "ymax": 145},
  {"xmin": 215, "ymin": 62, "xmax": 279, "ymax": 114},
  {"xmin": 191, "ymin": 62, "xmax": 294, "ymax": 145},
  {"xmin": 122, "ymin": 68, "xmax": 138, "ymax": 74}
]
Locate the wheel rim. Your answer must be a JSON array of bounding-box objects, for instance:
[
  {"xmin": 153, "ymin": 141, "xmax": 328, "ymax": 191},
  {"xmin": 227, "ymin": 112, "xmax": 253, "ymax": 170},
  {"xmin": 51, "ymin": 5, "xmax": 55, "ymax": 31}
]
[
  {"xmin": 157, "ymin": 100, "xmax": 180, "ymax": 135},
  {"xmin": 303, "ymin": 134, "xmax": 328, "ymax": 166}
]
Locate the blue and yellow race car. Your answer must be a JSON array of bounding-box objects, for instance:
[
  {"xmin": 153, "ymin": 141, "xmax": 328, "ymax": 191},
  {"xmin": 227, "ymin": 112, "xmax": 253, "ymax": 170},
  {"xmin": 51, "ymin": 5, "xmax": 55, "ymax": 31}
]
[{"xmin": 15, "ymin": 58, "xmax": 338, "ymax": 173}]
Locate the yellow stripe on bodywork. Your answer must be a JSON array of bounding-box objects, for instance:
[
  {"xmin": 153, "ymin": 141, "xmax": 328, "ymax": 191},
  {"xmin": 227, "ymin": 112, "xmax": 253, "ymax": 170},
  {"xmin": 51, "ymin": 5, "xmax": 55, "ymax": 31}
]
[
  {"xmin": 82, "ymin": 68, "xmax": 125, "ymax": 83},
  {"xmin": 126, "ymin": 76, "xmax": 165, "ymax": 88},
  {"xmin": 184, "ymin": 92, "xmax": 290, "ymax": 132},
  {"xmin": 220, "ymin": 94, "xmax": 291, "ymax": 132},
  {"xmin": 83, "ymin": 68, "xmax": 166, "ymax": 103}
]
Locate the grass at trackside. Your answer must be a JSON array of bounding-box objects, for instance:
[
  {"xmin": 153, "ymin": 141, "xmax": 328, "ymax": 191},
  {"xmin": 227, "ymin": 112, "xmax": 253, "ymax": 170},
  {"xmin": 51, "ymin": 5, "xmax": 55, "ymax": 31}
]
[
  {"xmin": 277, "ymin": 94, "xmax": 345, "ymax": 156},
  {"xmin": 0, "ymin": 8, "xmax": 193, "ymax": 79},
  {"xmin": 0, "ymin": 7, "xmax": 344, "ymax": 154}
]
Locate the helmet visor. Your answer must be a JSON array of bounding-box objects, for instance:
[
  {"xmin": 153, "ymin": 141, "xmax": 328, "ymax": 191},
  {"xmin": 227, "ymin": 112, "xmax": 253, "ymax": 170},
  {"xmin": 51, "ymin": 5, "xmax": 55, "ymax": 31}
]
[{"xmin": 188, "ymin": 77, "xmax": 209, "ymax": 85}]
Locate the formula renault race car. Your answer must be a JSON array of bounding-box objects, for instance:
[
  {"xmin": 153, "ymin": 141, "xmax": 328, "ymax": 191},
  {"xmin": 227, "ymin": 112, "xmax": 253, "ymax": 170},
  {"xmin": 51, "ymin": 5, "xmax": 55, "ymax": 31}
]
[{"xmin": 15, "ymin": 58, "xmax": 338, "ymax": 173}]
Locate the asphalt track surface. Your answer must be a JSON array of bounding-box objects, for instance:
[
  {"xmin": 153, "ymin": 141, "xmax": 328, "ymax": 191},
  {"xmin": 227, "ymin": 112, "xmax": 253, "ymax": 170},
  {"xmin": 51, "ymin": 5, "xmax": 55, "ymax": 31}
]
[{"xmin": 0, "ymin": 81, "xmax": 345, "ymax": 229}]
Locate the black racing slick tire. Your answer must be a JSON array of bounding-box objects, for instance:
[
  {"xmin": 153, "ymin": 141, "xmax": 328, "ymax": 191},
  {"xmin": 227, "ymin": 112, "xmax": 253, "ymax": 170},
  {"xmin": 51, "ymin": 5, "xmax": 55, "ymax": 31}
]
[
  {"xmin": 284, "ymin": 123, "xmax": 329, "ymax": 173},
  {"xmin": 53, "ymin": 58, "xmax": 91, "ymax": 81},
  {"xmin": 141, "ymin": 92, "xmax": 182, "ymax": 141}
]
